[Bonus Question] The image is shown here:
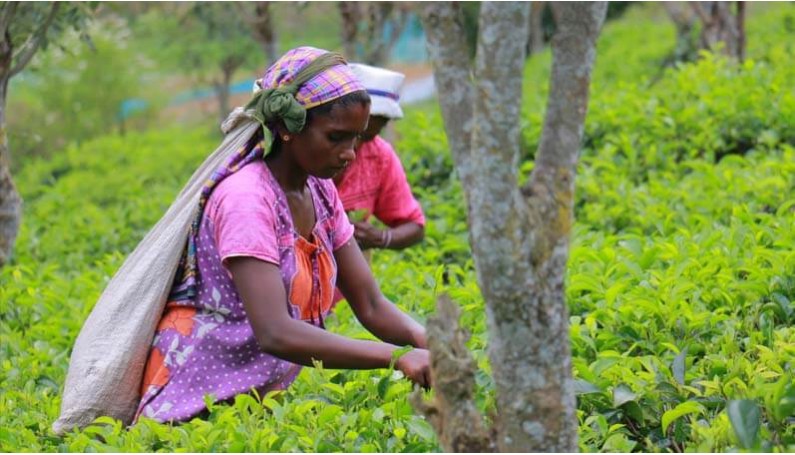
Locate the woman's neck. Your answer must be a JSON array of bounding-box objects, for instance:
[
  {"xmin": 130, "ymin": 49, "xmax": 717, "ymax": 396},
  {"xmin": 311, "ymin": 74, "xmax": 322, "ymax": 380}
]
[{"xmin": 265, "ymin": 146, "xmax": 308, "ymax": 193}]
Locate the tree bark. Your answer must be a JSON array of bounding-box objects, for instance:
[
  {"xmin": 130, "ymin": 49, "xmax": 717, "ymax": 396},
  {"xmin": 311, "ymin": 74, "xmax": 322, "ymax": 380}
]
[
  {"xmin": 419, "ymin": 2, "xmax": 474, "ymax": 177},
  {"xmin": 736, "ymin": 2, "xmax": 746, "ymax": 62},
  {"xmin": 410, "ymin": 295, "xmax": 495, "ymax": 452},
  {"xmin": 249, "ymin": 2, "xmax": 279, "ymax": 66},
  {"xmin": 692, "ymin": 1, "xmax": 745, "ymax": 61},
  {"xmin": 338, "ymin": 1, "xmax": 361, "ymax": 60},
  {"xmin": 527, "ymin": 2, "xmax": 546, "ymax": 56},
  {"xmin": 663, "ymin": 2, "xmax": 698, "ymax": 62},
  {"xmin": 0, "ymin": 53, "xmax": 21, "ymax": 268},
  {"xmin": 215, "ymin": 56, "xmax": 242, "ymax": 123},
  {"xmin": 418, "ymin": 1, "xmax": 606, "ymax": 451},
  {"xmin": 9, "ymin": 2, "xmax": 60, "ymax": 77}
]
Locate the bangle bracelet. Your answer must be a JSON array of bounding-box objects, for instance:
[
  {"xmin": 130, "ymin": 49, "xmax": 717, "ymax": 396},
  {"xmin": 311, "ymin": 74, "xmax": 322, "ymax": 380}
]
[{"xmin": 383, "ymin": 229, "xmax": 392, "ymax": 248}]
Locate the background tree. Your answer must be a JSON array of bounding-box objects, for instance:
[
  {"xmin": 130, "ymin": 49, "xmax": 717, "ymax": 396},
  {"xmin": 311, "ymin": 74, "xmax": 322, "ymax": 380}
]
[
  {"xmin": 237, "ymin": 2, "xmax": 279, "ymax": 67},
  {"xmin": 663, "ymin": 2, "xmax": 699, "ymax": 63},
  {"xmin": 414, "ymin": 1, "xmax": 607, "ymax": 452},
  {"xmin": 0, "ymin": 1, "xmax": 92, "ymax": 267},
  {"xmin": 190, "ymin": 3, "xmax": 260, "ymax": 123},
  {"xmin": 692, "ymin": 1, "xmax": 745, "ymax": 62},
  {"xmin": 337, "ymin": 1, "xmax": 409, "ymax": 65},
  {"xmin": 526, "ymin": 2, "xmax": 546, "ymax": 56},
  {"xmin": 664, "ymin": 1, "xmax": 745, "ymax": 64},
  {"xmin": 138, "ymin": 3, "xmax": 260, "ymax": 123}
]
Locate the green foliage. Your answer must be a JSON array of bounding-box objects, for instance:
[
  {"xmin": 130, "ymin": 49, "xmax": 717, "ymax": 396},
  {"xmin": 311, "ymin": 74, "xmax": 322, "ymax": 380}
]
[
  {"xmin": 2, "ymin": 2, "xmax": 795, "ymax": 453},
  {"xmin": 518, "ymin": 3, "xmax": 795, "ymax": 170},
  {"xmin": 6, "ymin": 2, "xmax": 94, "ymax": 72},
  {"xmin": 132, "ymin": 4, "xmax": 259, "ymax": 83},
  {"xmin": 9, "ymin": 16, "xmax": 165, "ymax": 162}
]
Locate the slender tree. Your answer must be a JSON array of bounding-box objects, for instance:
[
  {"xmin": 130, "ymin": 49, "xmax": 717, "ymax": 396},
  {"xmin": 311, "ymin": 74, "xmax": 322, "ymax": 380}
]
[
  {"xmin": 664, "ymin": 1, "xmax": 745, "ymax": 64},
  {"xmin": 238, "ymin": 2, "xmax": 279, "ymax": 67},
  {"xmin": 139, "ymin": 3, "xmax": 259, "ymax": 123},
  {"xmin": 692, "ymin": 1, "xmax": 745, "ymax": 62},
  {"xmin": 663, "ymin": 2, "xmax": 699, "ymax": 63},
  {"xmin": 337, "ymin": 1, "xmax": 409, "ymax": 65},
  {"xmin": 414, "ymin": 2, "xmax": 607, "ymax": 451},
  {"xmin": 526, "ymin": 1, "xmax": 546, "ymax": 56},
  {"xmin": 0, "ymin": 2, "xmax": 91, "ymax": 267}
]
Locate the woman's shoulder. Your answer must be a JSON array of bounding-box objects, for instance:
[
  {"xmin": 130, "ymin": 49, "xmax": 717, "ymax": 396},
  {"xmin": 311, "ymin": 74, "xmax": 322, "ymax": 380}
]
[
  {"xmin": 208, "ymin": 161, "xmax": 276, "ymax": 214},
  {"xmin": 213, "ymin": 161, "xmax": 273, "ymax": 199}
]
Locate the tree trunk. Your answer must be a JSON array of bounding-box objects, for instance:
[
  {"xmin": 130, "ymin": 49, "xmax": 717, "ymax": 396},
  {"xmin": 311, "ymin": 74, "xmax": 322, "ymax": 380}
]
[
  {"xmin": 338, "ymin": 1, "xmax": 361, "ymax": 61},
  {"xmin": 410, "ymin": 295, "xmax": 495, "ymax": 452},
  {"xmin": 251, "ymin": 2, "xmax": 279, "ymax": 66},
  {"xmin": 527, "ymin": 2, "xmax": 545, "ymax": 56},
  {"xmin": 213, "ymin": 65, "xmax": 234, "ymax": 122},
  {"xmin": 0, "ymin": 39, "xmax": 21, "ymax": 267},
  {"xmin": 362, "ymin": 3, "xmax": 407, "ymax": 66},
  {"xmin": 664, "ymin": 2, "xmax": 698, "ymax": 62},
  {"xmin": 692, "ymin": 1, "xmax": 745, "ymax": 61},
  {"xmin": 417, "ymin": 1, "xmax": 607, "ymax": 451}
]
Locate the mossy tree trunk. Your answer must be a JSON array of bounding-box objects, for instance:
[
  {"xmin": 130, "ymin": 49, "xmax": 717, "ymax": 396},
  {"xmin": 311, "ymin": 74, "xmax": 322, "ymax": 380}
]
[
  {"xmin": 0, "ymin": 58, "xmax": 22, "ymax": 268},
  {"xmin": 337, "ymin": 1, "xmax": 408, "ymax": 66},
  {"xmin": 664, "ymin": 2, "xmax": 699, "ymax": 62},
  {"xmin": 0, "ymin": 2, "xmax": 63, "ymax": 267},
  {"xmin": 692, "ymin": 1, "xmax": 746, "ymax": 61},
  {"xmin": 248, "ymin": 2, "xmax": 279, "ymax": 67},
  {"xmin": 415, "ymin": 2, "xmax": 607, "ymax": 451}
]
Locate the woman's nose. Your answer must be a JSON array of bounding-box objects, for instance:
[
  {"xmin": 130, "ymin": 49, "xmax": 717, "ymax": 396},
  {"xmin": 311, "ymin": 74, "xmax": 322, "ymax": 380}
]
[{"xmin": 340, "ymin": 142, "xmax": 356, "ymax": 162}]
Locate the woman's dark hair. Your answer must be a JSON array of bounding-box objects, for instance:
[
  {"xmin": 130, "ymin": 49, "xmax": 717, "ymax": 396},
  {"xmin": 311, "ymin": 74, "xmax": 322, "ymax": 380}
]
[{"xmin": 268, "ymin": 90, "xmax": 370, "ymax": 154}]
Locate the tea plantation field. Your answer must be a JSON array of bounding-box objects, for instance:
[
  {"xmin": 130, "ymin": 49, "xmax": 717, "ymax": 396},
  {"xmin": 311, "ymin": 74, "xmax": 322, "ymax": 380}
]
[{"xmin": 2, "ymin": 3, "xmax": 794, "ymax": 452}]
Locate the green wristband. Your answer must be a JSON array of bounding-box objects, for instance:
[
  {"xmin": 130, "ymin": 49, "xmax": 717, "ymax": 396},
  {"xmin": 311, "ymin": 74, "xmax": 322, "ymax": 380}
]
[{"xmin": 389, "ymin": 346, "xmax": 414, "ymax": 369}]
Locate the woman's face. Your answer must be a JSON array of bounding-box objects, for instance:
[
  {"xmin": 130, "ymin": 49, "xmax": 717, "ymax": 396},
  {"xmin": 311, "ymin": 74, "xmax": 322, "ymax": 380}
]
[
  {"xmin": 358, "ymin": 115, "xmax": 390, "ymax": 143},
  {"xmin": 286, "ymin": 101, "xmax": 370, "ymax": 179}
]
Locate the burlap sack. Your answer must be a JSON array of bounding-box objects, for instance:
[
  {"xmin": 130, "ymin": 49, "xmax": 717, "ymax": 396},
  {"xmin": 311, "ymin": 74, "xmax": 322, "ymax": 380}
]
[{"xmin": 53, "ymin": 112, "xmax": 260, "ymax": 435}]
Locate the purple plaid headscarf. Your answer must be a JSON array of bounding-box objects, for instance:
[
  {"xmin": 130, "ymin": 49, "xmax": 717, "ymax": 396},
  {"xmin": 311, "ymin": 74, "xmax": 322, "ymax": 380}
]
[{"xmin": 255, "ymin": 46, "xmax": 365, "ymax": 109}]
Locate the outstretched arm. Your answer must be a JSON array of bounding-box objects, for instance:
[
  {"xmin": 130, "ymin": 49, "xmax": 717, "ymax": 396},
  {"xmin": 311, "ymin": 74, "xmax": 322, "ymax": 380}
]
[
  {"xmin": 228, "ymin": 256, "xmax": 430, "ymax": 387},
  {"xmin": 334, "ymin": 238, "xmax": 427, "ymax": 349},
  {"xmin": 228, "ymin": 256, "xmax": 405, "ymax": 369}
]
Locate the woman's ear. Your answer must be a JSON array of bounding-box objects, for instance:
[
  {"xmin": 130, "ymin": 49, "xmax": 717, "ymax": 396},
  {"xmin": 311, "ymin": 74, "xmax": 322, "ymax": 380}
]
[{"xmin": 272, "ymin": 122, "xmax": 292, "ymax": 142}]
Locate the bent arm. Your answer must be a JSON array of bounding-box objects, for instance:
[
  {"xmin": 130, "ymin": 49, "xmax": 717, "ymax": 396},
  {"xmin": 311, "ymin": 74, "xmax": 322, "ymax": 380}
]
[
  {"xmin": 334, "ymin": 239, "xmax": 427, "ymax": 348},
  {"xmin": 227, "ymin": 256, "xmax": 402, "ymax": 369},
  {"xmin": 353, "ymin": 220, "xmax": 425, "ymax": 251},
  {"xmin": 383, "ymin": 221, "xmax": 424, "ymax": 250}
]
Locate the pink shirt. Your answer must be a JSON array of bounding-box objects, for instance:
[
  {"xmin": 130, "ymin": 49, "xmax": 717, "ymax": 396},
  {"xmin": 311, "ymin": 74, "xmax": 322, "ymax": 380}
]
[
  {"xmin": 206, "ymin": 161, "xmax": 354, "ymax": 266},
  {"xmin": 335, "ymin": 136, "xmax": 425, "ymax": 227}
]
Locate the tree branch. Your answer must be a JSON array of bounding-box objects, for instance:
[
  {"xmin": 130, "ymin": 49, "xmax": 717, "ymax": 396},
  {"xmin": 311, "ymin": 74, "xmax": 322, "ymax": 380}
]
[
  {"xmin": 409, "ymin": 294, "xmax": 495, "ymax": 452},
  {"xmin": 419, "ymin": 2, "xmax": 474, "ymax": 170},
  {"xmin": 0, "ymin": 2, "xmax": 19, "ymax": 37},
  {"xmin": 690, "ymin": 1, "xmax": 712, "ymax": 26},
  {"xmin": 737, "ymin": 1, "xmax": 746, "ymax": 62},
  {"xmin": 521, "ymin": 2, "xmax": 605, "ymax": 261},
  {"xmin": 339, "ymin": 1, "xmax": 361, "ymax": 60},
  {"xmin": 10, "ymin": 2, "xmax": 61, "ymax": 77},
  {"xmin": 461, "ymin": 0, "xmax": 534, "ymax": 289}
]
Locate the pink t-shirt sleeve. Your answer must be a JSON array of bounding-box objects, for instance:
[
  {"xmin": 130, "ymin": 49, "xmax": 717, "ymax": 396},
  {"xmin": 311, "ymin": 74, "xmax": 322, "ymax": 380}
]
[
  {"xmin": 206, "ymin": 168, "xmax": 280, "ymax": 266},
  {"xmin": 373, "ymin": 141, "xmax": 426, "ymax": 227},
  {"xmin": 325, "ymin": 180, "xmax": 355, "ymax": 251}
]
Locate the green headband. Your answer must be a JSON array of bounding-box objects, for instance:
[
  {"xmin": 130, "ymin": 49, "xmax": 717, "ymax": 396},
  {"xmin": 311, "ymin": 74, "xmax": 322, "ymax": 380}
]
[{"xmin": 245, "ymin": 52, "xmax": 348, "ymax": 134}]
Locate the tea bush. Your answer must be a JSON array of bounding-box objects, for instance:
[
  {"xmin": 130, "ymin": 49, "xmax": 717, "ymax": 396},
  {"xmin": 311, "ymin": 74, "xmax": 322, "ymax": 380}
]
[{"xmin": 2, "ymin": 2, "xmax": 794, "ymax": 452}]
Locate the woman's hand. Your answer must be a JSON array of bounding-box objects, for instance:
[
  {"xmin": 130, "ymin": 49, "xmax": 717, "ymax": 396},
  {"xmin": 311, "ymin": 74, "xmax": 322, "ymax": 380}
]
[
  {"xmin": 396, "ymin": 348, "xmax": 432, "ymax": 389},
  {"xmin": 352, "ymin": 221, "xmax": 384, "ymax": 250}
]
